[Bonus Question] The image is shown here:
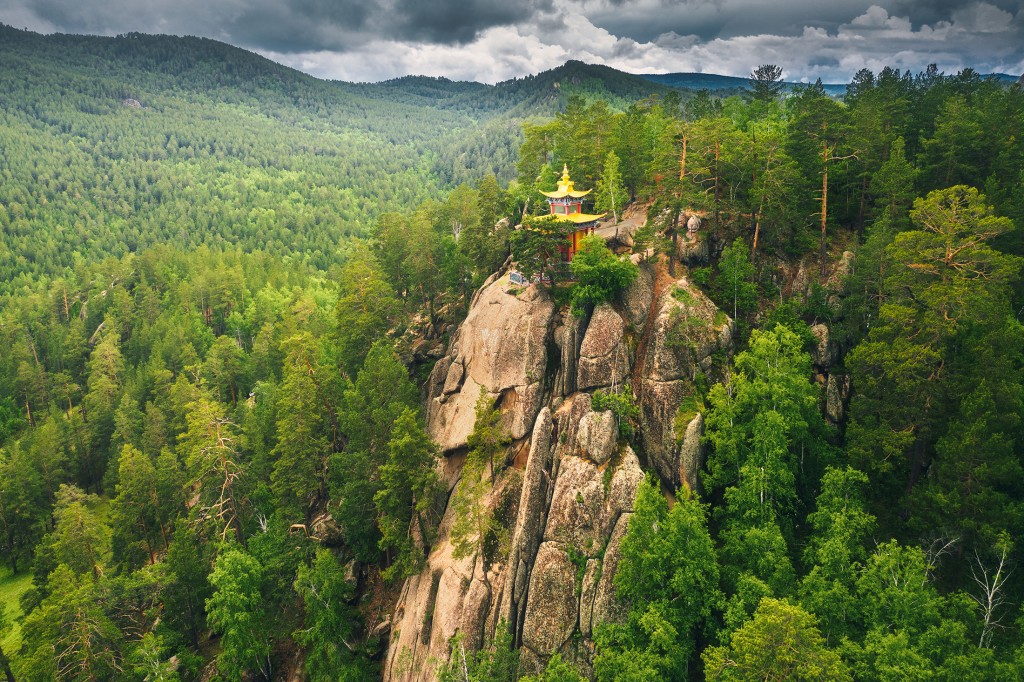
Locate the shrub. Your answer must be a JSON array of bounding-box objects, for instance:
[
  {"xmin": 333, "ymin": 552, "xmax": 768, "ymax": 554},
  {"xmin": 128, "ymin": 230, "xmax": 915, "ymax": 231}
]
[{"xmin": 569, "ymin": 235, "xmax": 638, "ymax": 315}]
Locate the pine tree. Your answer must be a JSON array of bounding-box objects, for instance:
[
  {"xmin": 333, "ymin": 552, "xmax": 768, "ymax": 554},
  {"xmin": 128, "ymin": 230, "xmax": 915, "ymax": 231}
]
[
  {"xmin": 271, "ymin": 333, "xmax": 330, "ymax": 518},
  {"xmin": 206, "ymin": 546, "xmax": 273, "ymax": 681}
]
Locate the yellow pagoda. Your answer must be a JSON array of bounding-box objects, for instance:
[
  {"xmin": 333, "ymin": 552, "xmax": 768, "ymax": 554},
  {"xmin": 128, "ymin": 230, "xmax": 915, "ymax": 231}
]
[{"xmin": 540, "ymin": 164, "xmax": 605, "ymax": 260}]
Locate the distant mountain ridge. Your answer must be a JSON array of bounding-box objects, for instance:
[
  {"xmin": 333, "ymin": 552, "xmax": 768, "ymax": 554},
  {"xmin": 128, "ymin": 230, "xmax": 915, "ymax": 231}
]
[
  {"xmin": 640, "ymin": 69, "xmax": 1020, "ymax": 98},
  {"xmin": 638, "ymin": 72, "xmax": 848, "ymax": 97}
]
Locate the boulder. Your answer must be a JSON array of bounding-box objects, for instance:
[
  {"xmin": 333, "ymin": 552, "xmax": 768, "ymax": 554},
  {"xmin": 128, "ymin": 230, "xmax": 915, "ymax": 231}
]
[
  {"xmin": 826, "ymin": 373, "xmax": 850, "ymax": 423},
  {"xmin": 544, "ymin": 455, "xmax": 604, "ymax": 550},
  {"xmin": 591, "ymin": 513, "xmax": 632, "ymax": 628},
  {"xmin": 678, "ymin": 232, "xmax": 710, "ymax": 266},
  {"xmin": 638, "ymin": 378, "xmax": 691, "ymax": 486},
  {"xmin": 521, "ymin": 543, "xmax": 579, "ymax": 655},
  {"xmin": 495, "ymin": 408, "xmax": 553, "ymax": 628},
  {"xmin": 677, "ymin": 413, "xmax": 705, "ymax": 493},
  {"xmin": 577, "ymin": 303, "xmax": 629, "ymax": 391},
  {"xmin": 810, "ymin": 323, "xmax": 834, "ymax": 369},
  {"xmin": 621, "ymin": 263, "xmax": 654, "ymax": 330},
  {"xmin": 553, "ymin": 314, "xmax": 585, "ymax": 398},
  {"xmin": 639, "ymin": 279, "xmax": 731, "ymax": 486},
  {"xmin": 827, "ymin": 250, "xmax": 855, "ymax": 290},
  {"xmin": 606, "ymin": 447, "xmax": 644, "ymax": 525},
  {"xmin": 553, "ymin": 393, "xmax": 592, "ymax": 460},
  {"xmin": 579, "ymin": 559, "xmax": 601, "ymax": 637},
  {"xmin": 442, "ymin": 360, "xmax": 464, "ymax": 395},
  {"xmin": 577, "ymin": 410, "xmax": 618, "ymax": 465},
  {"xmin": 645, "ymin": 280, "xmax": 730, "ymax": 383}
]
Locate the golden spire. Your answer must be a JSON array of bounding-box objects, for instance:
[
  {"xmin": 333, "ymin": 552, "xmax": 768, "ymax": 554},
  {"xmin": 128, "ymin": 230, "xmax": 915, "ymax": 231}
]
[
  {"xmin": 557, "ymin": 164, "xmax": 575, "ymax": 193},
  {"xmin": 540, "ymin": 164, "xmax": 591, "ymax": 199}
]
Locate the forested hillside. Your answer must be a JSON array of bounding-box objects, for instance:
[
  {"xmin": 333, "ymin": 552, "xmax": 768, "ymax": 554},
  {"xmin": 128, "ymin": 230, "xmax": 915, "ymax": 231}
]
[
  {"xmin": 1, "ymin": 24, "xmax": 1024, "ymax": 682},
  {"xmin": 0, "ymin": 27, "xmax": 681, "ymax": 294}
]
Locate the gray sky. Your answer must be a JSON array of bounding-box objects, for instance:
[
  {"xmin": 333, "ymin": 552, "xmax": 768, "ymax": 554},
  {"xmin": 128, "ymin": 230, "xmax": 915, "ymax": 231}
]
[{"xmin": 2, "ymin": 0, "xmax": 1022, "ymax": 83}]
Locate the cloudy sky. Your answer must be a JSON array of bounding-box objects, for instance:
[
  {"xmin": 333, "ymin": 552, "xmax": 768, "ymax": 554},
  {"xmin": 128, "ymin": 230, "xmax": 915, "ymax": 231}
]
[{"xmin": 2, "ymin": 0, "xmax": 1022, "ymax": 83}]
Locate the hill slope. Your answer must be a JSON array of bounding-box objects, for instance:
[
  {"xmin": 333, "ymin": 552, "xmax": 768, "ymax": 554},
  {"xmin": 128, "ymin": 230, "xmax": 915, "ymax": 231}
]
[{"xmin": 0, "ymin": 28, "xmax": 684, "ymax": 293}]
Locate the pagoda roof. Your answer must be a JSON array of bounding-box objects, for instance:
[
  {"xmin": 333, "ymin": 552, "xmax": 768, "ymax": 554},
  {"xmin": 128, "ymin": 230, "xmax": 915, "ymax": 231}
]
[
  {"xmin": 537, "ymin": 212, "xmax": 606, "ymax": 225},
  {"xmin": 540, "ymin": 164, "xmax": 592, "ymax": 199}
]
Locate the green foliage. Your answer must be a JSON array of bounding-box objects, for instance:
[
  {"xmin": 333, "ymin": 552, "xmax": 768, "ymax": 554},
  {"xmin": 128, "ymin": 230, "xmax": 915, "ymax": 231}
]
[
  {"xmin": 0, "ymin": 442, "xmax": 48, "ymax": 574},
  {"xmin": 595, "ymin": 151, "xmax": 627, "ymax": 223},
  {"xmin": 451, "ymin": 389, "xmax": 510, "ymax": 570},
  {"xmin": 798, "ymin": 467, "xmax": 876, "ymax": 642},
  {"xmin": 294, "ymin": 549, "xmax": 377, "ymax": 681},
  {"xmin": 109, "ymin": 444, "xmax": 174, "ymax": 570},
  {"xmin": 509, "ymin": 216, "xmax": 576, "ymax": 284},
  {"xmin": 331, "ymin": 340, "xmax": 441, "ymax": 574},
  {"xmin": 595, "ymin": 476, "xmax": 722, "ymax": 680},
  {"xmin": 714, "ymin": 237, "xmax": 759, "ymax": 321},
  {"xmin": 591, "ymin": 387, "xmax": 640, "ymax": 440},
  {"xmin": 375, "ymin": 409, "xmax": 441, "ymax": 581},
  {"xmin": 0, "ymin": 398, "xmax": 22, "ymax": 447},
  {"xmin": 520, "ymin": 653, "xmax": 586, "ymax": 682},
  {"xmin": 0, "ymin": 603, "xmax": 13, "ymax": 682},
  {"xmin": 271, "ymin": 333, "xmax": 336, "ymax": 518},
  {"xmin": 569, "ymin": 235, "xmax": 639, "ymax": 314},
  {"xmin": 161, "ymin": 520, "xmax": 215, "ymax": 647},
  {"xmin": 47, "ymin": 484, "xmax": 112, "ymax": 579},
  {"xmin": 128, "ymin": 633, "xmax": 181, "ymax": 682},
  {"xmin": 335, "ymin": 249, "xmax": 401, "ymax": 375},
  {"xmin": 178, "ymin": 392, "xmax": 246, "ymax": 543},
  {"xmin": 702, "ymin": 598, "xmax": 851, "ymax": 681},
  {"xmin": 17, "ymin": 565, "xmax": 123, "ymax": 681},
  {"xmin": 748, "ymin": 65, "xmax": 785, "ymax": 103},
  {"xmin": 437, "ymin": 624, "xmax": 520, "ymax": 682},
  {"xmin": 846, "ymin": 186, "xmax": 1023, "ymax": 538},
  {"xmin": 206, "ymin": 546, "xmax": 273, "ymax": 681},
  {"xmin": 705, "ymin": 324, "xmax": 825, "ymax": 524}
]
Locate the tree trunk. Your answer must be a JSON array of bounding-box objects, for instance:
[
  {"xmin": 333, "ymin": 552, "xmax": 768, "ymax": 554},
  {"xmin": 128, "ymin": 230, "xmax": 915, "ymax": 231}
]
[
  {"xmin": 668, "ymin": 208, "xmax": 679, "ymax": 277},
  {"xmin": 820, "ymin": 140, "xmax": 829, "ymax": 279},
  {"xmin": 679, "ymin": 136, "xmax": 687, "ymax": 181},
  {"xmin": 0, "ymin": 645, "xmax": 15, "ymax": 682},
  {"xmin": 752, "ymin": 211, "xmax": 763, "ymax": 262},
  {"xmin": 857, "ymin": 174, "xmax": 868, "ymax": 239},
  {"xmin": 713, "ymin": 139, "xmax": 721, "ymax": 229}
]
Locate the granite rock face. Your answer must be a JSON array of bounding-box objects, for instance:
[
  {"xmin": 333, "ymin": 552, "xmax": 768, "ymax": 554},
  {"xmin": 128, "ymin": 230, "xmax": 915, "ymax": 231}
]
[
  {"xmin": 426, "ymin": 277, "xmax": 555, "ymax": 451},
  {"xmin": 636, "ymin": 279, "xmax": 732, "ymax": 488},
  {"xmin": 385, "ymin": 267, "xmax": 731, "ymax": 680},
  {"xmin": 577, "ymin": 303, "xmax": 630, "ymax": 391}
]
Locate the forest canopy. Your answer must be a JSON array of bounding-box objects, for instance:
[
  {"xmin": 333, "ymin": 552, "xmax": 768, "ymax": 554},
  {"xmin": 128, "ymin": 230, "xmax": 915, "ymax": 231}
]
[{"xmin": 1, "ymin": 28, "xmax": 1023, "ymax": 681}]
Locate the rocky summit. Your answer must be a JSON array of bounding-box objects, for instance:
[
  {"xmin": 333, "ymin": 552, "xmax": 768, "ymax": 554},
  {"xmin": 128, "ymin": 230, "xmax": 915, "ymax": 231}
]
[{"xmin": 385, "ymin": 259, "xmax": 734, "ymax": 680}]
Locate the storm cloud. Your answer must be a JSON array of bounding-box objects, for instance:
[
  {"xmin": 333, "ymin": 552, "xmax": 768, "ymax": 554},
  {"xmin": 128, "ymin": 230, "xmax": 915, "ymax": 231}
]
[{"xmin": 2, "ymin": 0, "xmax": 1022, "ymax": 82}]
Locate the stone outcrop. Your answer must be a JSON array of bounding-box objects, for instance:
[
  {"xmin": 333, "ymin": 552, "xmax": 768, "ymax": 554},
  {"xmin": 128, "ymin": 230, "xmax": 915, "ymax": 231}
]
[
  {"xmin": 577, "ymin": 410, "xmax": 617, "ymax": 465},
  {"xmin": 621, "ymin": 264, "xmax": 654, "ymax": 329},
  {"xmin": 637, "ymin": 279, "xmax": 732, "ymax": 488},
  {"xmin": 677, "ymin": 412, "xmax": 705, "ymax": 493},
  {"xmin": 386, "ymin": 264, "xmax": 731, "ymax": 681},
  {"xmin": 577, "ymin": 303, "xmax": 630, "ymax": 391},
  {"xmin": 426, "ymin": 275, "xmax": 555, "ymax": 451},
  {"xmin": 826, "ymin": 373, "xmax": 850, "ymax": 423},
  {"xmin": 810, "ymin": 323, "xmax": 835, "ymax": 369},
  {"xmin": 677, "ymin": 232, "xmax": 710, "ymax": 267}
]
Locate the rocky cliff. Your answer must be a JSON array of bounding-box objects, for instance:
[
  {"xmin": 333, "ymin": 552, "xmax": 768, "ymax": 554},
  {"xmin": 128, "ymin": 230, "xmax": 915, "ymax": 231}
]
[{"xmin": 384, "ymin": 260, "xmax": 734, "ymax": 680}]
